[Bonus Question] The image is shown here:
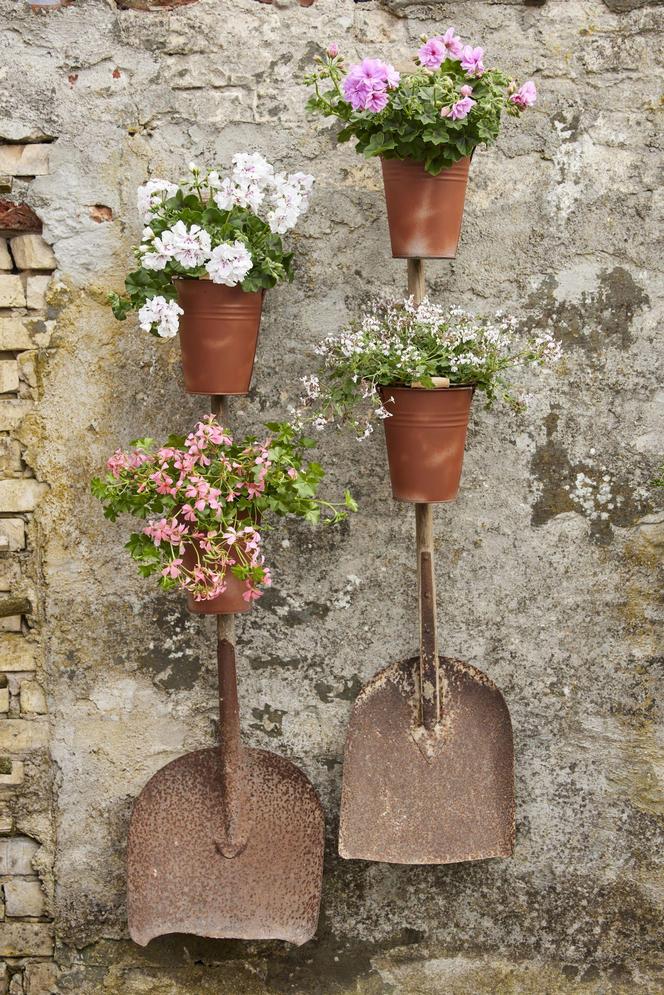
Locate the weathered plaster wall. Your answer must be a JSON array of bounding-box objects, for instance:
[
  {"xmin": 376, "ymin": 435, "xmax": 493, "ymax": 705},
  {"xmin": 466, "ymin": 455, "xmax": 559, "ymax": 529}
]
[{"xmin": 0, "ymin": 0, "xmax": 662, "ymax": 992}]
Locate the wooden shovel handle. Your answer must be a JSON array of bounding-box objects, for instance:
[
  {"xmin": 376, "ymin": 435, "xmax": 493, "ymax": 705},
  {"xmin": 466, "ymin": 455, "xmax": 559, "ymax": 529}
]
[
  {"xmin": 416, "ymin": 504, "xmax": 440, "ymax": 730},
  {"xmin": 210, "ymin": 393, "xmax": 247, "ymax": 857}
]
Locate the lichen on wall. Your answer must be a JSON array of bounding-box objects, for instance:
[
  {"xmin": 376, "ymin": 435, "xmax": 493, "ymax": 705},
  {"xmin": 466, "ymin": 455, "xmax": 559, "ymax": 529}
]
[{"xmin": 0, "ymin": 0, "xmax": 662, "ymax": 992}]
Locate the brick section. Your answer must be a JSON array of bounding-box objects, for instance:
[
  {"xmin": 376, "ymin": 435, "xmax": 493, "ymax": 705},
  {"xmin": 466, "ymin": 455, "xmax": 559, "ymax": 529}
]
[
  {"xmin": 9, "ymin": 235, "xmax": 56, "ymax": 271},
  {"xmin": 4, "ymin": 878, "xmax": 45, "ymax": 917},
  {"xmin": 0, "ymin": 320, "xmax": 34, "ymax": 351},
  {"xmin": 0, "ymin": 146, "xmax": 49, "ymax": 178},
  {"xmin": 0, "ymin": 480, "xmax": 47, "ymax": 513},
  {"xmin": 0, "ymin": 201, "xmax": 42, "ymax": 235},
  {"xmin": 0, "ymin": 836, "xmax": 39, "ymax": 874},
  {"xmin": 0, "ymin": 275, "xmax": 26, "ymax": 308},
  {"xmin": 0, "ymin": 923, "xmax": 53, "ymax": 957},
  {"xmin": 0, "ymin": 361, "xmax": 19, "ymax": 395},
  {"xmin": 0, "ymin": 520, "xmax": 26, "ymax": 551},
  {"xmin": 19, "ymin": 682, "xmax": 46, "ymax": 714},
  {"xmin": 0, "ymin": 637, "xmax": 36, "ymax": 671},
  {"xmin": 0, "ymin": 720, "xmax": 49, "ymax": 752}
]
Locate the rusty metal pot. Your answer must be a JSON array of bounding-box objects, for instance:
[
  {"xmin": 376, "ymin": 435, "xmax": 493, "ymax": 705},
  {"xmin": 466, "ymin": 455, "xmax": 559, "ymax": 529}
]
[
  {"xmin": 379, "ymin": 385, "xmax": 474, "ymax": 503},
  {"xmin": 175, "ymin": 280, "xmax": 263, "ymax": 395},
  {"xmin": 380, "ymin": 157, "xmax": 471, "ymax": 259},
  {"xmin": 182, "ymin": 542, "xmax": 253, "ymax": 615}
]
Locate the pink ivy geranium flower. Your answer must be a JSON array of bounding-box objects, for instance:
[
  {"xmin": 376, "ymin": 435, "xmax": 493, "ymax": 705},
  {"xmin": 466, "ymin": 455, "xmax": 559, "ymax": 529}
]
[
  {"xmin": 460, "ymin": 45, "xmax": 485, "ymax": 77},
  {"xmin": 510, "ymin": 80, "xmax": 537, "ymax": 109},
  {"xmin": 418, "ymin": 28, "xmax": 463, "ymax": 69},
  {"xmin": 342, "ymin": 59, "xmax": 400, "ymax": 113}
]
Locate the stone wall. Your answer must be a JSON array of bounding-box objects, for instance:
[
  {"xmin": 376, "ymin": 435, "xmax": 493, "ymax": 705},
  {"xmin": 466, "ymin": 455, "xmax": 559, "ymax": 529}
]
[{"xmin": 0, "ymin": 0, "xmax": 662, "ymax": 992}]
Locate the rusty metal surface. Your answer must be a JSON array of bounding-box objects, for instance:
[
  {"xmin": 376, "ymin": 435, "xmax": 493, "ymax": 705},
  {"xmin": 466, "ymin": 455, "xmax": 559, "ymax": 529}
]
[
  {"xmin": 380, "ymin": 157, "xmax": 471, "ymax": 259},
  {"xmin": 127, "ymin": 745, "xmax": 324, "ymax": 946},
  {"xmin": 338, "ymin": 653, "xmax": 515, "ymax": 865}
]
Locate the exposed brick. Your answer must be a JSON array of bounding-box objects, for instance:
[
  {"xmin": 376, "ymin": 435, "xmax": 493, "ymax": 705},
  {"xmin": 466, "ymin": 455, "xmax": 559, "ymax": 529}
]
[
  {"xmin": 10, "ymin": 235, "xmax": 56, "ymax": 272},
  {"xmin": 0, "ymin": 922, "xmax": 53, "ymax": 957},
  {"xmin": 0, "ymin": 239, "xmax": 11, "ymax": 270},
  {"xmin": 0, "ymin": 275, "xmax": 26, "ymax": 308},
  {"xmin": 0, "ymin": 836, "xmax": 38, "ymax": 874},
  {"xmin": 24, "ymin": 962, "xmax": 58, "ymax": 995},
  {"xmin": 0, "ymin": 438, "xmax": 23, "ymax": 475},
  {"xmin": 0, "ymin": 480, "xmax": 47, "ymax": 513},
  {"xmin": 89, "ymin": 204, "xmax": 113, "ymax": 223},
  {"xmin": 0, "ymin": 761, "xmax": 24, "ymax": 787},
  {"xmin": 0, "ymin": 520, "xmax": 26, "ymax": 552},
  {"xmin": 21, "ymin": 274, "xmax": 50, "ymax": 310},
  {"xmin": 20, "ymin": 682, "xmax": 45, "ymax": 715},
  {"xmin": 0, "ymin": 402, "xmax": 31, "ymax": 433},
  {"xmin": 0, "ymin": 361, "xmax": 19, "ymax": 395},
  {"xmin": 0, "ymin": 637, "xmax": 36, "ymax": 672},
  {"xmin": 0, "ymin": 319, "xmax": 35, "ymax": 351},
  {"xmin": 0, "ymin": 201, "xmax": 42, "ymax": 235},
  {"xmin": 4, "ymin": 877, "xmax": 45, "ymax": 917},
  {"xmin": 0, "ymin": 146, "xmax": 49, "ymax": 178},
  {"xmin": 0, "ymin": 619, "xmax": 21, "ymax": 634},
  {"xmin": 0, "ymin": 720, "xmax": 48, "ymax": 752}
]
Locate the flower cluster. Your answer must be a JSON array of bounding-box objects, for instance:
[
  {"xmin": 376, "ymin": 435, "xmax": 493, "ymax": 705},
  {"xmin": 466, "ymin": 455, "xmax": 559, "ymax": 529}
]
[
  {"xmin": 92, "ymin": 416, "xmax": 356, "ymax": 603},
  {"xmin": 109, "ymin": 156, "xmax": 314, "ymax": 337},
  {"xmin": 305, "ymin": 30, "xmax": 537, "ymax": 174},
  {"xmin": 303, "ymin": 297, "xmax": 561, "ymax": 436}
]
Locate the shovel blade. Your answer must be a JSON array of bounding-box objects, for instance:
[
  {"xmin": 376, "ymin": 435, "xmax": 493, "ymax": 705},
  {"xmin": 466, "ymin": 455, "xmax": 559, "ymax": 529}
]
[
  {"xmin": 339, "ymin": 656, "xmax": 515, "ymax": 864},
  {"xmin": 127, "ymin": 746, "xmax": 324, "ymax": 946}
]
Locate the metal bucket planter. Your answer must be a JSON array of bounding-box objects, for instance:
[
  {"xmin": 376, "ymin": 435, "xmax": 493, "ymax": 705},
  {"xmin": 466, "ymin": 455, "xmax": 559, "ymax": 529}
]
[
  {"xmin": 379, "ymin": 385, "xmax": 474, "ymax": 503},
  {"xmin": 175, "ymin": 280, "xmax": 263, "ymax": 396},
  {"xmin": 380, "ymin": 157, "xmax": 471, "ymax": 259},
  {"xmin": 183, "ymin": 542, "xmax": 253, "ymax": 615}
]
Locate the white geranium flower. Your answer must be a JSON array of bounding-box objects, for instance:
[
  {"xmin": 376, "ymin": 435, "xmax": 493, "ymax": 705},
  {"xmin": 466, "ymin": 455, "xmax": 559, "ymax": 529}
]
[
  {"xmin": 205, "ymin": 241, "xmax": 253, "ymax": 286},
  {"xmin": 231, "ymin": 152, "xmax": 274, "ymax": 186},
  {"xmin": 141, "ymin": 230, "xmax": 177, "ymax": 271},
  {"xmin": 138, "ymin": 296, "xmax": 183, "ymax": 338},
  {"xmin": 168, "ymin": 221, "xmax": 212, "ymax": 269},
  {"xmin": 137, "ymin": 180, "xmax": 178, "ymax": 221}
]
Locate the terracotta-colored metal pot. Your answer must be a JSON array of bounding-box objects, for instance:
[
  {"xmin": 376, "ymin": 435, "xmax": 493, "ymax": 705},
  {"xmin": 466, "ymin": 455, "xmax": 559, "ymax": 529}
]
[
  {"xmin": 182, "ymin": 543, "xmax": 253, "ymax": 615},
  {"xmin": 380, "ymin": 156, "xmax": 471, "ymax": 259},
  {"xmin": 379, "ymin": 385, "xmax": 474, "ymax": 503},
  {"xmin": 175, "ymin": 280, "xmax": 263, "ymax": 396}
]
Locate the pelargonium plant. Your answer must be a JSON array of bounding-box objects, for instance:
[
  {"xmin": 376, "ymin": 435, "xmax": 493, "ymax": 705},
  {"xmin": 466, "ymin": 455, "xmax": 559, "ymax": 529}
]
[
  {"xmin": 92, "ymin": 416, "xmax": 356, "ymax": 603},
  {"xmin": 109, "ymin": 155, "xmax": 314, "ymax": 338},
  {"xmin": 305, "ymin": 31, "xmax": 536, "ymax": 174},
  {"xmin": 301, "ymin": 297, "xmax": 561, "ymax": 438}
]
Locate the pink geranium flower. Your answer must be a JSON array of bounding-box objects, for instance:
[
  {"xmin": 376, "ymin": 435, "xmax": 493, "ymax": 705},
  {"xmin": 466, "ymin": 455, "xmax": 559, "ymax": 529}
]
[
  {"xmin": 449, "ymin": 95, "xmax": 476, "ymax": 120},
  {"xmin": 460, "ymin": 45, "xmax": 485, "ymax": 77},
  {"xmin": 510, "ymin": 80, "xmax": 537, "ymax": 109},
  {"xmin": 342, "ymin": 59, "xmax": 400, "ymax": 113},
  {"xmin": 418, "ymin": 28, "xmax": 463, "ymax": 69}
]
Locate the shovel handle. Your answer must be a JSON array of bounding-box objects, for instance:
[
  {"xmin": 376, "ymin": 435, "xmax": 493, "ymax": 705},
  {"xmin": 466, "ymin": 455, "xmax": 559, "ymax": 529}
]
[
  {"xmin": 210, "ymin": 394, "xmax": 247, "ymax": 857},
  {"xmin": 416, "ymin": 503, "xmax": 440, "ymax": 730}
]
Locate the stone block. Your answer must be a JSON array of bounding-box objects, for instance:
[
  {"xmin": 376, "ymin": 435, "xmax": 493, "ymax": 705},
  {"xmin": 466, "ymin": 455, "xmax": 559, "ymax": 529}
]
[
  {"xmin": 0, "ymin": 521, "xmax": 26, "ymax": 552},
  {"xmin": 10, "ymin": 236, "xmax": 56, "ymax": 272},
  {"xmin": 0, "ymin": 319, "xmax": 34, "ymax": 351},
  {"xmin": 0, "ymin": 761, "xmax": 24, "ymax": 787},
  {"xmin": 8, "ymin": 972, "xmax": 21, "ymax": 995},
  {"xmin": 20, "ymin": 682, "xmax": 45, "ymax": 715},
  {"xmin": 0, "ymin": 402, "xmax": 32, "ymax": 431},
  {"xmin": 0, "ymin": 239, "xmax": 11, "ymax": 270},
  {"xmin": 0, "ymin": 146, "xmax": 49, "ymax": 178},
  {"xmin": 0, "ymin": 201, "xmax": 42, "ymax": 235},
  {"xmin": 4, "ymin": 878, "xmax": 45, "ymax": 917},
  {"xmin": 0, "ymin": 922, "xmax": 53, "ymax": 957},
  {"xmin": 0, "ymin": 963, "xmax": 7, "ymax": 995},
  {"xmin": 24, "ymin": 963, "xmax": 58, "ymax": 995},
  {"xmin": 0, "ymin": 362, "xmax": 19, "ymax": 395},
  {"xmin": 0, "ymin": 813, "xmax": 11, "ymax": 833},
  {"xmin": 0, "ymin": 619, "xmax": 21, "ymax": 634},
  {"xmin": 0, "ymin": 689, "xmax": 8, "ymax": 711},
  {"xmin": 0, "ymin": 721, "xmax": 48, "ymax": 752},
  {"xmin": 0, "ymin": 836, "xmax": 38, "ymax": 874},
  {"xmin": 0, "ymin": 439, "xmax": 22, "ymax": 475},
  {"xmin": 0, "ymin": 275, "xmax": 25, "ymax": 308},
  {"xmin": 0, "ymin": 480, "xmax": 47, "ymax": 513},
  {"xmin": 20, "ymin": 275, "xmax": 50, "ymax": 310},
  {"xmin": 0, "ymin": 638, "xmax": 35, "ymax": 672}
]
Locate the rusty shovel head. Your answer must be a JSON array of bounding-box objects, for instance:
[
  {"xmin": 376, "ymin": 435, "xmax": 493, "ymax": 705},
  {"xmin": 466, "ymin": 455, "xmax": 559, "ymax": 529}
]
[
  {"xmin": 339, "ymin": 655, "xmax": 515, "ymax": 864},
  {"xmin": 127, "ymin": 746, "xmax": 324, "ymax": 946}
]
